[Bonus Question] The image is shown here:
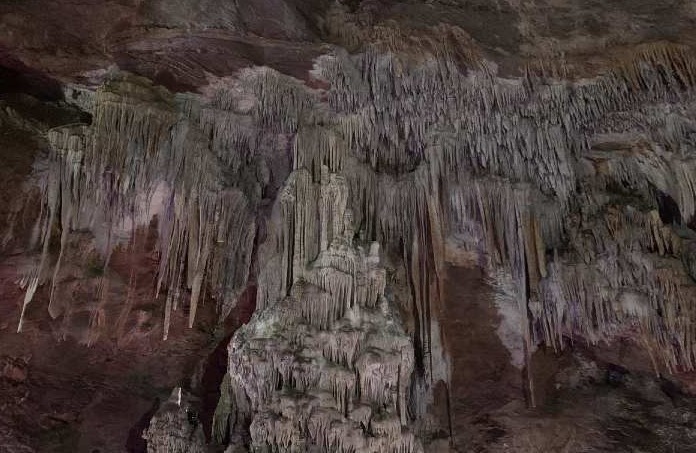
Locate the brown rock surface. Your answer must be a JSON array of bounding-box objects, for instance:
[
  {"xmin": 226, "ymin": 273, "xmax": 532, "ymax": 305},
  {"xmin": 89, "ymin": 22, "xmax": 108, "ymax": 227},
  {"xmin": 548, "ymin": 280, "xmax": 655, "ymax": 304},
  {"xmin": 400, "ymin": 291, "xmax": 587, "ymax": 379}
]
[{"xmin": 0, "ymin": 227, "xmax": 225, "ymax": 452}]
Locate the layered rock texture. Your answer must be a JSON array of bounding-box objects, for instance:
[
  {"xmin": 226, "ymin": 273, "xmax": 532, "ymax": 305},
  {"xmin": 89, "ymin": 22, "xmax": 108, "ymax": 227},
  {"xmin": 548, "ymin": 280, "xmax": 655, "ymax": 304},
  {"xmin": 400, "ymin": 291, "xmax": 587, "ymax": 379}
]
[{"xmin": 4, "ymin": 1, "xmax": 696, "ymax": 452}]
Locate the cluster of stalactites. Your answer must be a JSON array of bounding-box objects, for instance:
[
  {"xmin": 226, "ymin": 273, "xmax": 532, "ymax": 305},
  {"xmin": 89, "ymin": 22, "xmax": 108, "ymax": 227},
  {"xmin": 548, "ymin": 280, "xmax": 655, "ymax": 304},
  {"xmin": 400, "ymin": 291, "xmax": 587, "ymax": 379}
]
[
  {"xmin": 534, "ymin": 176, "xmax": 696, "ymax": 372},
  {"xmin": 17, "ymin": 124, "xmax": 90, "ymax": 332},
  {"xmin": 313, "ymin": 44, "xmax": 696, "ymax": 216},
  {"xmin": 302, "ymin": 44, "xmax": 696, "ymax": 373},
  {"xmin": 19, "ymin": 74, "xmax": 262, "ymax": 337},
  {"xmin": 134, "ymin": 41, "xmax": 696, "ymax": 451},
  {"xmin": 524, "ymin": 87, "xmax": 696, "ymax": 371},
  {"xmin": 244, "ymin": 67, "xmax": 318, "ymax": 132}
]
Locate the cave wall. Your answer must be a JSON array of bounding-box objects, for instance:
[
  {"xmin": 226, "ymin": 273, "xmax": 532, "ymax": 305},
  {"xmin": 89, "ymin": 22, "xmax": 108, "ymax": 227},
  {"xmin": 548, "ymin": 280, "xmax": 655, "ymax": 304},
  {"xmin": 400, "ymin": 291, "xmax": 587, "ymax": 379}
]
[{"xmin": 4, "ymin": 1, "xmax": 696, "ymax": 452}]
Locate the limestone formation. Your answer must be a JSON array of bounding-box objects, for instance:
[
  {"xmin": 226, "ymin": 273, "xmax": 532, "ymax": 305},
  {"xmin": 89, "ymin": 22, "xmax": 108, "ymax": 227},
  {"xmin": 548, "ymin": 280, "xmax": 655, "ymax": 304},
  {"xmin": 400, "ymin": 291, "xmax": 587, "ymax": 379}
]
[
  {"xmin": 220, "ymin": 165, "xmax": 420, "ymax": 452},
  {"xmin": 143, "ymin": 388, "xmax": 207, "ymax": 453},
  {"xmin": 5, "ymin": 2, "xmax": 696, "ymax": 452}
]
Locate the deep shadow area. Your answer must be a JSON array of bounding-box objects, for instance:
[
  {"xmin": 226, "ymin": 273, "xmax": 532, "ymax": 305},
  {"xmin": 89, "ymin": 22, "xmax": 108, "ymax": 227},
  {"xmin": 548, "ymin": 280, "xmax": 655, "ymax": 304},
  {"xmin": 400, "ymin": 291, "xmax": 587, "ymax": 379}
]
[
  {"xmin": 0, "ymin": 48, "xmax": 63, "ymax": 101},
  {"xmin": 126, "ymin": 398, "xmax": 161, "ymax": 453},
  {"xmin": 198, "ymin": 284, "xmax": 257, "ymax": 443}
]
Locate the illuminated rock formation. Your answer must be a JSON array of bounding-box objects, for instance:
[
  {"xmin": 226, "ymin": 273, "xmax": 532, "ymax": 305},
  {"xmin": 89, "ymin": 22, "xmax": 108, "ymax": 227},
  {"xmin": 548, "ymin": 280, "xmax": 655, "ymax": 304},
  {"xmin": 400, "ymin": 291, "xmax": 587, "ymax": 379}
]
[
  {"xmin": 5, "ymin": 1, "xmax": 696, "ymax": 452},
  {"xmin": 220, "ymin": 166, "xmax": 420, "ymax": 452}
]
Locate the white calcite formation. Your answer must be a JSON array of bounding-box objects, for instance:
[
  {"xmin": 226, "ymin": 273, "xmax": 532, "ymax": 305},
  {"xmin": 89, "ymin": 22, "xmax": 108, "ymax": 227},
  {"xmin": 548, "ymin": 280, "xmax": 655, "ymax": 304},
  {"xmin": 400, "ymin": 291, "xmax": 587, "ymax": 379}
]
[
  {"xmin": 17, "ymin": 73, "xmax": 277, "ymax": 338},
  {"xmin": 143, "ymin": 388, "xmax": 207, "ymax": 453},
  {"xmin": 307, "ymin": 44, "xmax": 696, "ymax": 377},
  {"xmin": 221, "ymin": 166, "xmax": 421, "ymax": 452},
  {"xmin": 17, "ymin": 30, "xmax": 696, "ymax": 450}
]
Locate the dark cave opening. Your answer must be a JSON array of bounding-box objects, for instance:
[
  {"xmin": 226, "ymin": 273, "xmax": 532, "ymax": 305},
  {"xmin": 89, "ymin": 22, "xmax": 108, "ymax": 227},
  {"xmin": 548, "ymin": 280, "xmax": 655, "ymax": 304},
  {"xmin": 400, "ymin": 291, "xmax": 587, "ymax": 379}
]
[
  {"xmin": 198, "ymin": 284, "xmax": 257, "ymax": 444},
  {"xmin": 656, "ymin": 190, "xmax": 682, "ymax": 225},
  {"xmin": 0, "ymin": 50, "xmax": 63, "ymax": 101}
]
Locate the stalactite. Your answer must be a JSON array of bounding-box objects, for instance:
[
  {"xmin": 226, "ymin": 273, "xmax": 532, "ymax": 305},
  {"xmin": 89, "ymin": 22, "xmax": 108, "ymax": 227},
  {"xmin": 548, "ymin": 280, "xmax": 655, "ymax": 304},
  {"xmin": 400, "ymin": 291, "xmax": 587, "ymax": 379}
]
[{"xmin": 22, "ymin": 73, "xmax": 262, "ymax": 337}]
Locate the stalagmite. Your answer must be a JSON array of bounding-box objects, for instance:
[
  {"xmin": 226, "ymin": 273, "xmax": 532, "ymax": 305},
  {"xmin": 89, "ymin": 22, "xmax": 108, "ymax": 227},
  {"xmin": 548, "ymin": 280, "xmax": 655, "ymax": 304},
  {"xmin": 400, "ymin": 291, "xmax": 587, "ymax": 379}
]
[
  {"xmin": 222, "ymin": 166, "xmax": 422, "ymax": 452},
  {"xmin": 143, "ymin": 388, "xmax": 206, "ymax": 453},
  {"xmin": 207, "ymin": 43, "xmax": 696, "ymax": 451}
]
